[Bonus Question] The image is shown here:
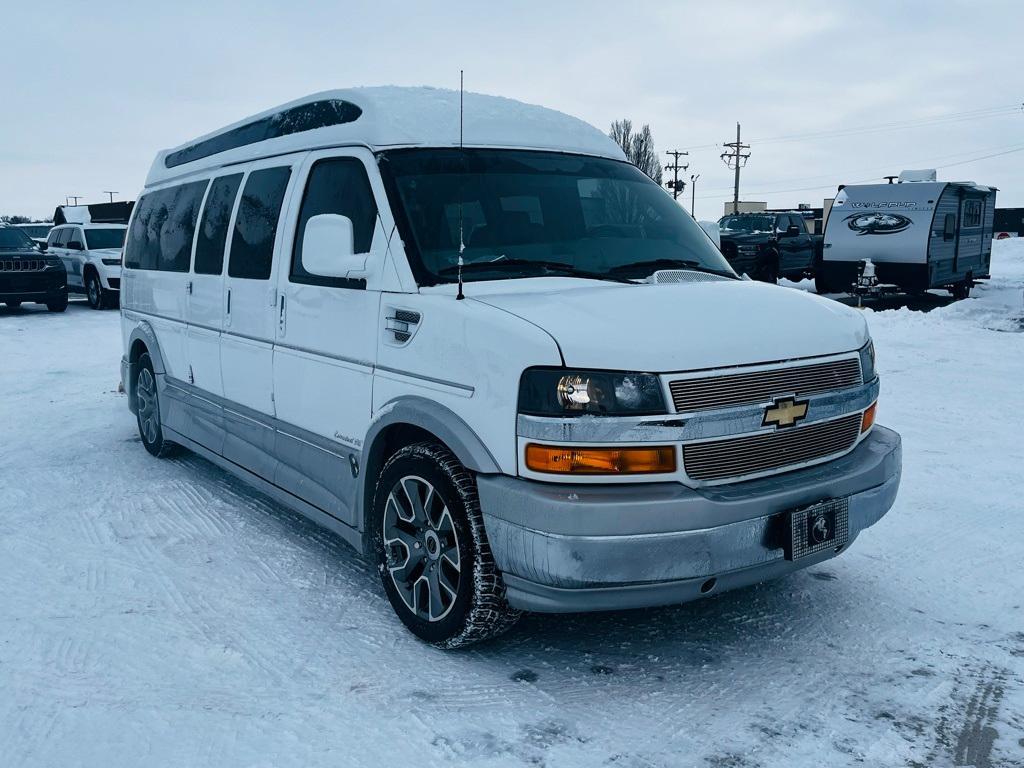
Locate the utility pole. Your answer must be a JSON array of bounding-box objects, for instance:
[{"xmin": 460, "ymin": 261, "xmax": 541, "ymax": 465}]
[
  {"xmin": 720, "ymin": 123, "xmax": 750, "ymax": 214},
  {"xmin": 664, "ymin": 150, "xmax": 689, "ymax": 200},
  {"xmin": 103, "ymin": 191, "xmax": 118, "ymax": 202},
  {"xmin": 690, "ymin": 173, "xmax": 700, "ymax": 217}
]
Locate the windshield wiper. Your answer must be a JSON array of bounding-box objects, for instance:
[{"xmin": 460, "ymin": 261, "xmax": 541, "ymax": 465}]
[
  {"xmin": 608, "ymin": 259, "xmax": 736, "ymax": 279},
  {"xmin": 437, "ymin": 258, "xmax": 634, "ymax": 284}
]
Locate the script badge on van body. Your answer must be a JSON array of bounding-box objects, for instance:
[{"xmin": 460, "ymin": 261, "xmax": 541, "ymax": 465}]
[{"xmin": 762, "ymin": 397, "xmax": 809, "ymax": 429}]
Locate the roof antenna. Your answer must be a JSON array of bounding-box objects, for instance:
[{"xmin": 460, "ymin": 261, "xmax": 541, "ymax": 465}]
[{"xmin": 456, "ymin": 69, "xmax": 466, "ymax": 301}]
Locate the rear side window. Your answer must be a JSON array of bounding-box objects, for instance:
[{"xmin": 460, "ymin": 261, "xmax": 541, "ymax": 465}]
[
  {"xmin": 194, "ymin": 173, "xmax": 243, "ymax": 275},
  {"xmin": 124, "ymin": 181, "xmax": 209, "ymax": 271},
  {"xmin": 291, "ymin": 158, "xmax": 378, "ymax": 287},
  {"xmin": 49, "ymin": 228, "xmax": 69, "ymax": 247},
  {"xmin": 228, "ymin": 167, "xmax": 292, "ymax": 280}
]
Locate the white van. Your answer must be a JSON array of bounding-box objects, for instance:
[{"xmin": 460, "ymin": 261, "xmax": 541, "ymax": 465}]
[
  {"xmin": 120, "ymin": 87, "xmax": 901, "ymax": 647},
  {"xmin": 46, "ymin": 223, "xmax": 126, "ymax": 308}
]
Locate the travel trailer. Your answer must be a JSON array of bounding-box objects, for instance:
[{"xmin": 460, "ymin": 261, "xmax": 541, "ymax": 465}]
[
  {"xmin": 119, "ymin": 87, "xmax": 901, "ymax": 647},
  {"xmin": 819, "ymin": 171, "xmax": 996, "ymax": 298}
]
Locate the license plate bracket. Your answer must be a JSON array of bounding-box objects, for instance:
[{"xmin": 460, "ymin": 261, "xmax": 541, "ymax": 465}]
[{"xmin": 784, "ymin": 497, "xmax": 850, "ymax": 561}]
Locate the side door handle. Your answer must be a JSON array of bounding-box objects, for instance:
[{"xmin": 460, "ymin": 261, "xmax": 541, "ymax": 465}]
[
  {"xmin": 225, "ymin": 287, "xmax": 232, "ymax": 326},
  {"xmin": 278, "ymin": 294, "xmax": 286, "ymax": 336}
]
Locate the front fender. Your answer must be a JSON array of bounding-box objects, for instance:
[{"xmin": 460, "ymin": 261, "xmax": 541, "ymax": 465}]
[{"xmin": 363, "ymin": 396, "xmax": 501, "ymax": 475}]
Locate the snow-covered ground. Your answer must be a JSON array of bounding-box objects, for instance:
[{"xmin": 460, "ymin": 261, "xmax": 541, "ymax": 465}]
[{"xmin": 2, "ymin": 242, "xmax": 1023, "ymax": 768}]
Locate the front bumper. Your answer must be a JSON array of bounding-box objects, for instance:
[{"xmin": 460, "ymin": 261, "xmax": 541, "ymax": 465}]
[
  {"xmin": 478, "ymin": 425, "xmax": 901, "ymax": 612},
  {"xmin": 0, "ymin": 272, "xmax": 66, "ymax": 303}
]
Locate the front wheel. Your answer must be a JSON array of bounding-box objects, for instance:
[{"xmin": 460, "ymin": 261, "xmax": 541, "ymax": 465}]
[
  {"xmin": 135, "ymin": 353, "xmax": 177, "ymax": 457},
  {"xmin": 46, "ymin": 289, "xmax": 68, "ymax": 313},
  {"xmin": 757, "ymin": 254, "xmax": 780, "ymax": 284},
  {"xmin": 372, "ymin": 442, "xmax": 519, "ymax": 648},
  {"xmin": 86, "ymin": 272, "xmax": 107, "ymax": 310}
]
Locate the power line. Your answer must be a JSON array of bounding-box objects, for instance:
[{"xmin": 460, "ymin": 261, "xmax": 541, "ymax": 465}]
[
  {"xmin": 697, "ymin": 140, "xmax": 1024, "ymax": 195},
  {"xmin": 695, "ymin": 143, "xmax": 1024, "ymax": 200},
  {"xmin": 681, "ymin": 102, "xmax": 1023, "ymax": 151}
]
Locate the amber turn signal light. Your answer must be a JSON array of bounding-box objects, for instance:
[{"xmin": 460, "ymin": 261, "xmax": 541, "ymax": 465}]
[
  {"xmin": 525, "ymin": 444, "xmax": 677, "ymax": 475},
  {"xmin": 861, "ymin": 402, "xmax": 877, "ymax": 433}
]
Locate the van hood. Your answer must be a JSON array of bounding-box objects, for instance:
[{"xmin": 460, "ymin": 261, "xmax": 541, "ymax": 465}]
[{"xmin": 470, "ymin": 279, "xmax": 868, "ymax": 372}]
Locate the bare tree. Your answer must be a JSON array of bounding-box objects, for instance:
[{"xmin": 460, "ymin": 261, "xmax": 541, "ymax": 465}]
[
  {"xmin": 0, "ymin": 214, "xmax": 34, "ymax": 224},
  {"xmin": 609, "ymin": 119, "xmax": 663, "ymax": 184}
]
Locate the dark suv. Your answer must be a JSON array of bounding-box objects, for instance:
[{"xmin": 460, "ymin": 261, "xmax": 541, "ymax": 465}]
[
  {"xmin": 718, "ymin": 212, "xmax": 821, "ymax": 283},
  {"xmin": 0, "ymin": 226, "xmax": 68, "ymax": 311}
]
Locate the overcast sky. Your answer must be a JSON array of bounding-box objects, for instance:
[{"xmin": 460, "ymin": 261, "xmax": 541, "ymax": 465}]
[{"xmin": 3, "ymin": 0, "xmax": 1022, "ymax": 220}]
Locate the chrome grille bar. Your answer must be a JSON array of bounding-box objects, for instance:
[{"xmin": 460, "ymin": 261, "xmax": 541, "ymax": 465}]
[
  {"xmin": 683, "ymin": 413, "xmax": 862, "ymax": 481},
  {"xmin": 670, "ymin": 357, "xmax": 862, "ymax": 413}
]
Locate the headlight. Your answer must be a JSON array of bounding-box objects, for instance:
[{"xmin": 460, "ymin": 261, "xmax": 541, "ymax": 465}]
[
  {"xmin": 859, "ymin": 341, "xmax": 876, "ymax": 383},
  {"xmin": 518, "ymin": 368, "xmax": 667, "ymax": 417}
]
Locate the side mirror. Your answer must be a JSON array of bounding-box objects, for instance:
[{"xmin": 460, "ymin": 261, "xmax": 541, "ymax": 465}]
[
  {"xmin": 67, "ymin": 240, "xmax": 83, "ymax": 251},
  {"xmin": 785, "ymin": 224, "xmax": 801, "ymax": 237},
  {"xmin": 38, "ymin": 242, "xmax": 47, "ymax": 252},
  {"xmin": 301, "ymin": 214, "xmax": 368, "ymax": 279}
]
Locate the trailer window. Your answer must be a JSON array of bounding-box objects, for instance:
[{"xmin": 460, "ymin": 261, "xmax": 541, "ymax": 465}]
[
  {"xmin": 944, "ymin": 213, "xmax": 956, "ymax": 241},
  {"xmin": 963, "ymin": 200, "xmax": 982, "ymax": 228}
]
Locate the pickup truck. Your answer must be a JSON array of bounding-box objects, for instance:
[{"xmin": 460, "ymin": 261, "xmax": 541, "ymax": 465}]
[{"xmin": 718, "ymin": 212, "xmax": 822, "ymax": 283}]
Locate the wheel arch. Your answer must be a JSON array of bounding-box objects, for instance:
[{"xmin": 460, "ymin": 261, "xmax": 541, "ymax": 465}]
[
  {"xmin": 357, "ymin": 397, "xmax": 502, "ymax": 552},
  {"xmin": 125, "ymin": 322, "xmax": 166, "ymax": 413}
]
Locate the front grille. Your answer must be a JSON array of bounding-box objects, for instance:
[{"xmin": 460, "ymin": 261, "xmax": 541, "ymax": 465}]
[
  {"xmin": 0, "ymin": 259, "xmax": 46, "ymax": 272},
  {"xmin": 670, "ymin": 357, "xmax": 862, "ymax": 413},
  {"xmin": 683, "ymin": 413, "xmax": 862, "ymax": 482}
]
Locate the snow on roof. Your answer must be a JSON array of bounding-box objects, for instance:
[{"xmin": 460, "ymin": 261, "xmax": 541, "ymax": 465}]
[{"xmin": 146, "ymin": 86, "xmax": 626, "ymax": 187}]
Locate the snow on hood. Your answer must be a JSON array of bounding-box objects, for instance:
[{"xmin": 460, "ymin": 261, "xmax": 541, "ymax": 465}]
[{"xmin": 470, "ymin": 279, "xmax": 869, "ymax": 371}]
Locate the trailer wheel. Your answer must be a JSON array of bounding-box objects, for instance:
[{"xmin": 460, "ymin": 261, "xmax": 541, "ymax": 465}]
[{"xmin": 951, "ymin": 281, "xmax": 971, "ymax": 300}]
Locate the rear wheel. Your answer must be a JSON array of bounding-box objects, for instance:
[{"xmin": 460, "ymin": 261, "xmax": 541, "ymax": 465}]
[
  {"xmin": 372, "ymin": 442, "xmax": 519, "ymax": 648},
  {"xmin": 135, "ymin": 353, "xmax": 176, "ymax": 457}
]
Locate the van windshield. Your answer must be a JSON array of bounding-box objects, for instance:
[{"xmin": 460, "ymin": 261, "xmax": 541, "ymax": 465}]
[
  {"xmin": 85, "ymin": 229, "xmax": 126, "ymax": 250},
  {"xmin": 378, "ymin": 149, "xmax": 735, "ymax": 285}
]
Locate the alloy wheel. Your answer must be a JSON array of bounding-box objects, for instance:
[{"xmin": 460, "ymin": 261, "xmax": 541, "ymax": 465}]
[
  {"xmin": 88, "ymin": 276, "xmax": 100, "ymax": 308},
  {"xmin": 382, "ymin": 475, "xmax": 462, "ymax": 622},
  {"xmin": 136, "ymin": 368, "xmax": 159, "ymax": 444}
]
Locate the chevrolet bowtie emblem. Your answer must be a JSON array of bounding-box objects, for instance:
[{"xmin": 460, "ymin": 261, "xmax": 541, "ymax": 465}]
[{"xmin": 762, "ymin": 397, "xmax": 809, "ymax": 429}]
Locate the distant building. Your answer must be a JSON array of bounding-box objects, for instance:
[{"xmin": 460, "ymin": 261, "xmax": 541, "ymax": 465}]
[
  {"xmin": 722, "ymin": 201, "xmax": 767, "ymax": 215},
  {"xmin": 993, "ymin": 207, "xmax": 1024, "ymax": 238}
]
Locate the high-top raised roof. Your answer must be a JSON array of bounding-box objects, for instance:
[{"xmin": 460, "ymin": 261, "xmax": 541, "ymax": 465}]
[{"xmin": 145, "ymin": 86, "xmax": 626, "ymax": 187}]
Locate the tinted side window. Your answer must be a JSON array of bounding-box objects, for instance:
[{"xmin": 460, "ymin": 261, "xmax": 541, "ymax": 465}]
[
  {"xmin": 124, "ymin": 180, "xmax": 208, "ymax": 271},
  {"xmin": 291, "ymin": 158, "xmax": 378, "ymax": 287},
  {"xmin": 228, "ymin": 167, "xmax": 292, "ymax": 280},
  {"xmin": 194, "ymin": 173, "xmax": 243, "ymax": 275},
  {"xmin": 51, "ymin": 228, "xmax": 69, "ymax": 247}
]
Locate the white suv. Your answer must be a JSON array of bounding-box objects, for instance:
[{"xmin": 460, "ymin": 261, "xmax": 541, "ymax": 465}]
[
  {"xmin": 119, "ymin": 87, "xmax": 901, "ymax": 647},
  {"xmin": 46, "ymin": 223, "xmax": 126, "ymax": 309}
]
